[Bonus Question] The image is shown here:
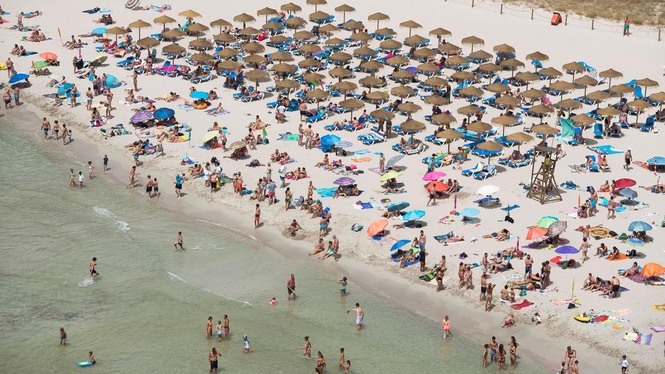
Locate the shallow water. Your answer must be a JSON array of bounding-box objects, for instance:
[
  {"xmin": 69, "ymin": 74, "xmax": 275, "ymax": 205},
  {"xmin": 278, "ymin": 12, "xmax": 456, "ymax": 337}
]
[{"xmin": 0, "ymin": 116, "xmax": 543, "ymax": 373}]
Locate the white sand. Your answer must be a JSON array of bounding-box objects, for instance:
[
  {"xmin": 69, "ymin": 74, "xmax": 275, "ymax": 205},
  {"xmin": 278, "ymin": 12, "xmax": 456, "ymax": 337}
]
[{"xmin": 3, "ymin": 0, "xmax": 664, "ymax": 372}]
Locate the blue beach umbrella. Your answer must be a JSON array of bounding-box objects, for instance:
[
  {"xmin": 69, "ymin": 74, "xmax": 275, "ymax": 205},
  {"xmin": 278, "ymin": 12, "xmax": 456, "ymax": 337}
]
[
  {"xmin": 9, "ymin": 73, "xmax": 29, "ymax": 84},
  {"xmin": 459, "ymin": 207, "xmax": 480, "ymax": 217},
  {"xmin": 387, "ymin": 201, "xmax": 410, "ymax": 212},
  {"xmin": 92, "ymin": 27, "xmax": 108, "ymax": 35},
  {"xmin": 627, "ymin": 238, "xmax": 645, "ymax": 246},
  {"xmin": 320, "ymin": 134, "xmax": 341, "ymax": 152},
  {"xmin": 190, "ymin": 91, "xmax": 209, "ymax": 99},
  {"xmin": 403, "ymin": 209, "xmax": 426, "ymax": 221},
  {"xmin": 555, "ymin": 245, "xmax": 579, "ymax": 261},
  {"xmin": 153, "ymin": 107, "xmax": 175, "ymax": 120},
  {"xmin": 646, "ymin": 156, "xmax": 665, "ymax": 166},
  {"xmin": 391, "ymin": 239, "xmax": 411, "ymax": 252},
  {"xmin": 105, "ymin": 74, "xmax": 121, "ymax": 89},
  {"xmin": 618, "ymin": 188, "xmax": 637, "ymax": 199},
  {"xmin": 628, "ymin": 221, "xmax": 652, "ymax": 232}
]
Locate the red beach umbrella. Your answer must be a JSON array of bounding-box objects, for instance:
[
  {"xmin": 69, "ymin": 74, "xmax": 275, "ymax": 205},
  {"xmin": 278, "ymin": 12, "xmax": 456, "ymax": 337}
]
[
  {"xmin": 425, "ymin": 181, "xmax": 449, "ymax": 192},
  {"xmin": 526, "ymin": 226, "xmax": 548, "ymax": 240},
  {"xmin": 614, "ymin": 178, "xmax": 636, "ymax": 189}
]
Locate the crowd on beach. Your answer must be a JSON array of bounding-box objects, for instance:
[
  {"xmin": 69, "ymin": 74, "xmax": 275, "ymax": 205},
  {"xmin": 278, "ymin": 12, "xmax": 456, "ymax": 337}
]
[{"xmin": 3, "ymin": 1, "xmax": 664, "ymax": 372}]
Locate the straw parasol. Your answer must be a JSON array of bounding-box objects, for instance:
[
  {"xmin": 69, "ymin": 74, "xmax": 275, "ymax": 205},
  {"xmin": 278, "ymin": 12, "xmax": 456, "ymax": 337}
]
[
  {"xmin": 214, "ymin": 33, "xmax": 236, "ymax": 44},
  {"xmin": 360, "ymin": 60, "xmax": 384, "ymax": 73},
  {"xmin": 299, "ymin": 44, "xmax": 321, "ymax": 56},
  {"xmin": 514, "ymin": 72, "xmax": 540, "ymax": 89},
  {"xmin": 417, "ymin": 63, "xmax": 440, "ymax": 75},
  {"xmin": 492, "ymin": 115, "xmax": 519, "ymax": 135},
  {"xmin": 438, "ymin": 42, "xmax": 462, "ymax": 55},
  {"xmin": 506, "ymin": 132, "xmax": 534, "ymax": 151},
  {"xmin": 570, "ymin": 114, "xmax": 595, "ymax": 126},
  {"xmin": 649, "ymin": 91, "xmax": 665, "ymax": 109},
  {"xmin": 386, "ymin": 56, "xmax": 410, "ymax": 68},
  {"xmin": 350, "ymin": 31, "xmax": 372, "ymax": 43},
  {"xmin": 459, "ymin": 86, "xmax": 484, "ymax": 99},
  {"xmin": 398, "ymin": 102, "xmax": 422, "ymax": 117},
  {"xmin": 210, "ymin": 18, "xmax": 232, "ymax": 33},
  {"xmin": 429, "ymin": 27, "xmax": 452, "ymax": 37},
  {"xmin": 359, "ymin": 76, "xmax": 384, "ymax": 92},
  {"xmin": 277, "ymin": 79, "xmax": 301, "ymax": 92},
  {"xmin": 539, "ymin": 67, "xmax": 564, "ymax": 85},
  {"xmin": 485, "ymin": 82, "xmax": 510, "ymax": 94},
  {"xmin": 400, "ymin": 20, "xmax": 422, "ymax": 37},
  {"xmin": 400, "ymin": 119, "xmax": 426, "ymax": 132},
  {"xmin": 137, "ymin": 36, "xmax": 160, "ymax": 49},
  {"xmin": 186, "ymin": 23, "xmax": 209, "ymax": 36},
  {"xmin": 478, "ymin": 63, "xmax": 500, "ymax": 75},
  {"xmin": 431, "ymin": 113, "xmax": 457, "ymax": 126},
  {"xmin": 522, "ymin": 88, "xmax": 547, "ymax": 101},
  {"xmin": 263, "ymin": 22, "xmax": 284, "ymax": 31},
  {"xmin": 306, "ymin": 89, "xmax": 329, "ymax": 106},
  {"xmin": 457, "ymin": 105, "xmax": 482, "ymax": 117},
  {"xmin": 392, "ymin": 70, "xmax": 416, "ymax": 83},
  {"xmin": 365, "ymin": 91, "xmax": 389, "ymax": 103},
  {"xmin": 476, "ymin": 140, "xmax": 502, "ymax": 155},
  {"xmin": 549, "ymin": 80, "xmax": 575, "ymax": 92},
  {"xmin": 303, "ymin": 72, "xmax": 325, "ymax": 83},
  {"xmin": 309, "ymin": 10, "xmax": 331, "ymax": 22},
  {"xmin": 217, "ymin": 60, "xmax": 240, "ymax": 71},
  {"xmin": 391, "ymin": 86, "xmax": 416, "ymax": 98},
  {"xmin": 162, "ymin": 29, "xmax": 184, "ymax": 40},
  {"xmin": 335, "ymin": 4, "xmax": 355, "ymax": 23},
  {"xmin": 525, "ymin": 51, "xmax": 549, "ymax": 62},
  {"xmin": 179, "ymin": 9, "xmax": 202, "ymax": 19},
  {"xmin": 353, "ymin": 46, "xmax": 377, "ymax": 59},
  {"xmin": 306, "ymin": 0, "xmax": 327, "ymax": 11},
  {"xmin": 293, "ymin": 30, "xmax": 315, "ymax": 41},
  {"xmin": 636, "ymin": 78, "xmax": 659, "ymax": 96},
  {"xmin": 436, "ymin": 129, "xmax": 462, "ymax": 152},
  {"xmin": 324, "ymin": 37, "xmax": 345, "ymax": 46},
  {"xmin": 333, "ymin": 81, "xmax": 358, "ymax": 98},
  {"xmin": 610, "ymin": 84, "xmax": 633, "ymax": 97},
  {"xmin": 257, "ymin": 7, "xmax": 278, "ymax": 22},
  {"xmin": 234, "ymin": 13, "xmax": 256, "ymax": 28},
  {"xmin": 627, "ymin": 99, "xmax": 652, "ymax": 125},
  {"xmin": 329, "ymin": 51, "xmax": 352, "ymax": 64},
  {"xmin": 598, "ymin": 68, "xmax": 623, "ymax": 88},
  {"xmin": 298, "ymin": 57, "xmax": 321, "ymax": 69},
  {"xmin": 467, "ymin": 121, "xmax": 492, "ymax": 133},
  {"xmin": 106, "ymin": 26, "xmax": 128, "ymax": 42},
  {"xmin": 154, "ymin": 15, "xmax": 176, "ymax": 30},
  {"xmin": 368, "ymin": 12, "xmax": 390, "ymax": 31},
  {"xmin": 339, "ymin": 98, "xmax": 365, "ymax": 119},
  {"xmin": 424, "ymin": 95, "xmax": 450, "ymax": 106},
  {"xmin": 495, "ymin": 95, "xmax": 520, "ymax": 108},
  {"xmin": 445, "ymin": 55, "xmax": 469, "ymax": 68},
  {"xmin": 413, "ymin": 48, "xmax": 437, "ymax": 60},
  {"xmin": 272, "ymin": 63, "xmax": 297, "ymax": 75},
  {"xmin": 404, "ymin": 34, "xmax": 428, "ymax": 47},
  {"xmin": 128, "ymin": 19, "xmax": 151, "ymax": 39},
  {"xmin": 190, "ymin": 53, "xmax": 214, "ymax": 64},
  {"xmin": 189, "ymin": 39, "xmax": 213, "ymax": 50},
  {"xmin": 586, "ymin": 91, "xmax": 611, "ymax": 106},
  {"xmin": 379, "ymin": 39, "xmax": 403, "ymax": 51},
  {"xmin": 239, "ymin": 27, "xmax": 260, "ymax": 36},
  {"xmin": 555, "ymin": 98, "xmax": 582, "ymax": 111},
  {"xmin": 597, "ymin": 106, "xmax": 622, "ymax": 117},
  {"xmin": 162, "ymin": 43, "xmax": 185, "ymax": 56},
  {"xmin": 531, "ymin": 124, "xmax": 559, "ymax": 135},
  {"xmin": 461, "ymin": 35, "xmax": 484, "ymax": 53},
  {"xmin": 493, "ymin": 43, "xmax": 515, "ymax": 54},
  {"xmin": 270, "ymin": 51, "xmax": 294, "ymax": 62},
  {"xmin": 469, "ymin": 49, "xmax": 492, "ymax": 62},
  {"xmin": 343, "ymin": 20, "xmax": 364, "ymax": 31},
  {"xmin": 281, "ymin": 2, "xmax": 302, "ymax": 13},
  {"xmin": 329, "ymin": 66, "xmax": 353, "ymax": 81},
  {"xmin": 529, "ymin": 104, "xmax": 555, "ymax": 124},
  {"xmin": 562, "ymin": 62, "xmax": 585, "ymax": 82},
  {"xmin": 375, "ymin": 27, "xmax": 397, "ymax": 38},
  {"xmin": 371, "ymin": 109, "xmax": 395, "ymax": 120},
  {"xmin": 245, "ymin": 69, "xmax": 270, "ymax": 87},
  {"xmin": 242, "ymin": 42, "xmax": 265, "ymax": 54},
  {"xmin": 285, "ymin": 17, "xmax": 307, "ymax": 30},
  {"xmin": 244, "ymin": 54, "xmax": 266, "ymax": 65},
  {"xmin": 500, "ymin": 58, "xmax": 525, "ymax": 76}
]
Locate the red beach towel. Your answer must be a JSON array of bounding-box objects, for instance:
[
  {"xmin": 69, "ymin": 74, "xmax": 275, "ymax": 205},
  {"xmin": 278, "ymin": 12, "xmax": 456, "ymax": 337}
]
[{"xmin": 511, "ymin": 299, "xmax": 533, "ymax": 310}]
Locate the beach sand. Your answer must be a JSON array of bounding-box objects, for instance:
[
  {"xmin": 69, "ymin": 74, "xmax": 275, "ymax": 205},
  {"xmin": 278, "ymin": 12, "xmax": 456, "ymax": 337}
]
[{"xmin": 3, "ymin": 0, "xmax": 664, "ymax": 372}]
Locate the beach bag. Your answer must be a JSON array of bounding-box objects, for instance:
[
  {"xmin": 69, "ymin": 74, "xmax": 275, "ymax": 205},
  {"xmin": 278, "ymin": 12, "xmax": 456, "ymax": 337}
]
[
  {"xmin": 567, "ymin": 303, "xmax": 576, "ymax": 309},
  {"xmin": 249, "ymin": 159, "xmax": 260, "ymax": 167},
  {"xmin": 351, "ymin": 223, "xmax": 363, "ymax": 232}
]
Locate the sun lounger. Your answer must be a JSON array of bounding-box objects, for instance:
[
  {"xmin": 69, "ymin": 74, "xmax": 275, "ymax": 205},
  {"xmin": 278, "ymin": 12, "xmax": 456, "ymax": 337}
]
[
  {"xmin": 424, "ymin": 134, "xmax": 444, "ymax": 146},
  {"xmin": 462, "ymin": 162, "xmax": 486, "ymax": 176},
  {"xmin": 191, "ymin": 74, "xmax": 212, "ymax": 84},
  {"xmin": 641, "ymin": 116, "xmax": 655, "ymax": 132},
  {"xmin": 593, "ymin": 123, "xmax": 604, "ymax": 138},
  {"xmin": 305, "ymin": 109, "xmax": 328, "ymax": 123},
  {"xmin": 324, "ymin": 123, "xmax": 344, "ymax": 131},
  {"xmin": 473, "ymin": 164, "xmax": 496, "ymax": 180}
]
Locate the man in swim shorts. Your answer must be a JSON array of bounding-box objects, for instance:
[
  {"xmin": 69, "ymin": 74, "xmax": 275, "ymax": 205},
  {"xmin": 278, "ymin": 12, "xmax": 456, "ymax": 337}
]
[
  {"xmin": 174, "ymin": 173, "xmax": 184, "ymax": 198},
  {"xmin": 174, "ymin": 231, "xmax": 184, "ymax": 250},
  {"xmin": 287, "ymin": 274, "xmax": 296, "ymax": 300},
  {"xmin": 347, "ymin": 303, "xmax": 364, "ymax": 330},
  {"xmin": 223, "ymin": 315, "xmax": 230, "ymax": 339},
  {"xmin": 339, "ymin": 277, "xmax": 347, "ymax": 297},
  {"xmin": 89, "ymin": 257, "xmax": 99, "ymax": 279}
]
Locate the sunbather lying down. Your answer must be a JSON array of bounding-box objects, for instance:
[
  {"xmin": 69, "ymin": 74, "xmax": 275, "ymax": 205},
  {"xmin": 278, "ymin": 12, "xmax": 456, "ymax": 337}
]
[
  {"xmin": 483, "ymin": 229, "xmax": 510, "ymax": 241},
  {"xmin": 507, "ymin": 275, "xmax": 541, "ymax": 290}
]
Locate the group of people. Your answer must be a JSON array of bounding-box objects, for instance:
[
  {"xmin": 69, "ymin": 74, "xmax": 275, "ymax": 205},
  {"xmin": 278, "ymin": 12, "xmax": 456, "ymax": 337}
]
[{"xmin": 482, "ymin": 336, "xmax": 519, "ymax": 370}]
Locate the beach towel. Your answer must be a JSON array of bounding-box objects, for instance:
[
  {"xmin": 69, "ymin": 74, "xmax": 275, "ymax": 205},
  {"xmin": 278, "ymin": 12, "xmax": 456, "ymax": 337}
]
[
  {"xmin": 351, "ymin": 157, "xmax": 372, "ymax": 162},
  {"xmin": 592, "ymin": 315, "xmax": 609, "ymax": 323},
  {"xmin": 419, "ymin": 272, "xmax": 436, "ymax": 281},
  {"xmin": 353, "ymin": 201, "xmax": 374, "ymax": 210},
  {"xmin": 316, "ymin": 187, "xmax": 337, "ymax": 198},
  {"xmin": 636, "ymin": 333, "xmax": 652, "ymax": 345},
  {"xmin": 352, "ymin": 149, "xmax": 371, "ymax": 155},
  {"xmin": 650, "ymin": 326, "xmax": 665, "ymax": 332},
  {"xmin": 587, "ymin": 145, "xmax": 624, "ymax": 155},
  {"xmin": 511, "ymin": 299, "xmax": 533, "ymax": 310},
  {"xmin": 177, "ymin": 104, "xmax": 194, "ymax": 112},
  {"xmin": 278, "ymin": 133, "xmax": 299, "ymax": 141}
]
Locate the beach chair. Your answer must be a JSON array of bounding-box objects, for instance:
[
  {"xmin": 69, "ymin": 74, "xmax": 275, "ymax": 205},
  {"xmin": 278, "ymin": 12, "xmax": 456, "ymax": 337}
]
[
  {"xmin": 116, "ymin": 56, "xmax": 135, "ymax": 68},
  {"xmin": 305, "ymin": 109, "xmax": 328, "ymax": 123},
  {"xmin": 241, "ymin": 89, "xmax": 264, "ymax": 102},
  {"xmin": 507, "ymin": 155, "xmax": 532, "ymax": 168},
  {"xmin": 324, "ymin": 123, "xmax": 344, "ymax": 131},
  {"xmin": 495, "ymin": 136, "xmax": 517, "ymax": 147},
  {"xmin": 531, "ymin": 60, "xmax": 543, "ymax": 70},
  {"xmin": 424, "ymin": 134, "xmax": 444, "ymax": 146},
  {"xmin": 472, "ymin": 148, "xmax": 503, "ymax": 158},
  {"xmin": 266, "ymin": 101, "xmax": 278, "ymax": 109},
  {"xmin": 474, "ymin": 164, "xmax": 496, "ymax": 180},
  {"xmin": 593, "ymin": 123, "xmax": 604, "ymax": 138},
  {"xmin": 461, "ymin": 162, "xmax": 486, "ymax": 176},
  {"xmin": 345, "ymin": 122, "xmax": 366, "ymax": 132},
  {"xmin": 191, "ymin": 74, "xmax": 212, "ymax": 84},
  {"xmin": 641, "ymin": 116, "xmax": 655, "ymax": 132},
  {"xmin": 422, "ymin": 152, "xmax": 446, "ymax": 168},
  {"xmin": 633, "ymin": 86, "xmax": 644, "ymax": 100}
]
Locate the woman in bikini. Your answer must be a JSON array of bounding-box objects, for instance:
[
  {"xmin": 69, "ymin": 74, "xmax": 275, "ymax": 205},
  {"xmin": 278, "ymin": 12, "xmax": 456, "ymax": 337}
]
[{"xmin": 497, "ymin": 344, "xmax": 506, "ymax": 370}]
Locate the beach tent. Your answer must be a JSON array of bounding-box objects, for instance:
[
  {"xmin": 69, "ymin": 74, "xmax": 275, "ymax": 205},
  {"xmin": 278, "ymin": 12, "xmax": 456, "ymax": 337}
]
[{"xmin": 641, "ymin": 263, "xmax": 665, "ymax": 277}]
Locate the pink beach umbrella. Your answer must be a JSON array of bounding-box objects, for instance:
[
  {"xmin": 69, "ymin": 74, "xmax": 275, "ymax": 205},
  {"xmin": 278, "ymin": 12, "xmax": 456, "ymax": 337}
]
[{"xmin": 422, "ymin": 171, "xmax": 446, "ymax": 181}]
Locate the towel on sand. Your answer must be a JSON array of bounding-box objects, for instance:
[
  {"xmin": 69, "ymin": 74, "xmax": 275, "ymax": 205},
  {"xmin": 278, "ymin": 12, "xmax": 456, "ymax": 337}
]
[
  {"xmin": 316, "ymin": 187, "xmax": 337, "ymax": 198},
  {"xmin": 511, "ymin": 299, "xmax": 533, "ymax": 310}
]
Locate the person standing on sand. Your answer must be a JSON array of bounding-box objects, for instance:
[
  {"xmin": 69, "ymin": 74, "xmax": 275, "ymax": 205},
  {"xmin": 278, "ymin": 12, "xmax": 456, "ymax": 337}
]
[
  {"xmin": 347, "ymin": 303, "xmax": 364, "ymax": 330},
  {"xmin": 623, "ymin": 17, "xmax": 630, "ymax": 36},
  {"xmin": 624, "ymin": 149, "xmax": 632, "ymax": 170},
  {"xmin": 509, "ymin": 336, "xmax": 518, "ymax": 366},
  {"xmin": 488, "ymin": 336, "xmax": 498, "ymax": 363},
  {"xmin": 485, "ymin": 283, "xmax": 495, "ymax": 311},
  {"xmin": 254, "ymin": 204, "xmax": 261, "ymax": 228},
  {"xmin": 69, "ymin": 169, "xmax": 76, "ymax": 187},
  {"xmin": 580, "ymin": 237, "xmax": 590, "ymax": 263},
  {"xmin": 145, "ymin": 175, "xmax": 153, "ymax": 199},
  {"xmin": 223, "ymin": 315, "xmax": 230, "ymax": 339},
  {"xmin": 564, "ymin": 346, "xmax": 576, "ymax": 369},
  {"xmin": 174, "ymin": 231, "xmax": 184, "ymax": 250},
  {"xmin": 78, "ymin": 171, "xmax": 84, "ymax": 188},
  {"xmin": 620, "ymin": 354, "xmax": 629, "ymax": 373},
  {"xmin": 175, "ymin": 173, "xmax": 184, "ymax": 198},
  {"xmin": 127, "ymin": 166, "xmax": 136, "ymax": 188},
  {"xmin": 86, "ymin": 88, "xmax": 93, "ymax": 110},
  {"xmin": 607, "ymin": 195, "xmax": 617, "ymax": 219},
  {"xmin": 205, "ymin": 316, "xmax": 213, "ymax": 338},
  {"xmin": 132, "ymin": 71, "xmax": 138, "ymax": 91},
  {"xmin": 379, "ymin": 153, "xmax": 385, "ymax": 173},
  {"xmin": 524, "ymin": 254, "xmax": 533, "ymax": 278},
  {"xmin": 215, "ymin": 320, "xmax": 223, "ymax": 342},
  {"xmin": 278, "ymin": 164, "xmax": 286, "ymax": 188},
  {"xmin": 13, "ymin": 85, "xmax": 20, "ymax": 107},
  {"xmin": 208, "ymin": 347, "xmax": 221, "ymax": 373},
  {"xmin": 287, "ymin": 274, "xmax": 296, "ymax": 300},
  {"xmin": 284, "ymin": 187, "xmax": 292, "ymax": 211},
  {"xmin": 61, "ymin": 124, "xmax": 68, "ymax": 145},
  {"xmin": 52, "ymin": 121, "xmax": 60, "ymax": 140},
  {"xmin": 152, "ymin": 178, "xmax": 160, "ymax": 198}
]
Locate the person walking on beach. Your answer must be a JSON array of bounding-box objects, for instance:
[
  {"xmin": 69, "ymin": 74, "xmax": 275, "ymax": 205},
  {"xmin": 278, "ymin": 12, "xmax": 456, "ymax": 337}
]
[
  {"xmin": 379, "ymin": 153, "xmax": 385, "ymax": 173},
  {"xmin": 215, "ymin": 320, "xmax": 223, "ymax": 342},
  {"xmin": 175, "ymin": 173, "xmax": 184, "ymax": 198},
  {"xmin": 13, "ymin": 85, "xmax": 20, "ymax": 107},
  {"xmin": 302, "ymin": 336, "xmax": 311, "ymax": 358},
  {"xmin": 339, "ymin": 277, "xmax": 348, "ymax": 297},
  {"xmin": 102, "ymin": 155, "xmax": 108, "ymax": 172},
  {"xmin": 78, "ymin": 171, "xmax": 84, "ymax": 188},
  {"xmin": 254, "ymin": 204, "xmax": 261, "ymax": 228},
  {"xmin": 580, "ymin": 237, "xmax": 590, "ymax": 263},
  {"xmin": 89, "ymin": 257, "xmax": 99, "ymax": 280},
  {"xmin": 480, "ymin": 273, "xmax": 488, "ymax": 301},
  {"xmin": 61, "ymin": 124, "xmax": 68, "ymax": 145},
  {"xmin": 620, "ymin": 354, "xmax": 629, "ymax": 373},
  {"xmin": 205, "ymin": 316, "xmax": 213, "ymax": 338},
  {"xmin": 485, "ymin": 283, "xmax": 495, "ymax": 311},
  {"xmin": 145, "ymin": 175, "xmax": 153, "ymax": 199},
  {"xmin": 488, "ymin": 336, "xmax": 498, "ymax": 363},
  {"xmin": 86, "ymin": 88, "xmax": 93, "ymax": 110},
  {"xmin": 127, "ymin": 166, "xmax": 136, "ymax": 188},
  {"xmin": 564, "ymin": 346, "xmax": 576, "ymax": 369},
  {"xmin": 59, "ymin": 327, "xmax": 67, "ymax": 345},
  {"xmin": 174, "ymin": 231, "xmax": 184, "ymax": 250},
  {"xmin": 4, "ymin": 89, "xmax": 12, "ymax": 109},
  {"xmin": 442, "ymin": 315, "xmax": 451, "ymax": 339},
  {"xmin": 87, "ymin": 161, "xmax": 94, "ymax": 179},
  {"xmin": 347, "ymin": 303, "xmax": 364, "ymax": 330},
  {"xmin": 607, "ymin": 195, "xmax": 617, "ymax": 219},
  {"xmin": 69, "ymin": 169, "xmax": 76, "ymax": 187},
  {"xmin": 41, "ymin": 117, "xmax": 50, "ymax": 139},
  {"xmin": 524, "ymin": 254, "xmax": 533, "ymax": 278},
  {"xmin": 287, "ymin": 274, "xmax": 296, "ymax": 300},
  {"xmin": 278, "ymin": 164, "xmax": 286, "ymax": 188},
  {"xmin": 152, "ymin": 178, "xmax": 160, "ymax": 198},
  {"xmin": 53, "ymin": 121, "xmax": 60, "ymax": 140},
  {"xmin": 284, "ymin": 187, "xmax": 292, "ymax": 211},
  {"xmin": 624, "ymin": 149, "xmax": 632, "ymax": 170},
  {"xmin": 132, "ymin": 71, "xmax": 138, "ymax": 91},
  {"xmin": 208, "ymin": 347, "xmax": 221, "ymax": 373},
  {"xmin": 623, "ymin": 17, "xmax": 631, "ymax": 36}
]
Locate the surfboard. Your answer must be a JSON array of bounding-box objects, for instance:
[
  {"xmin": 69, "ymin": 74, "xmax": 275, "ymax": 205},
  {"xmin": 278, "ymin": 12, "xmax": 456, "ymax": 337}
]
[{"xmin": 77, "ymin": 361, "xmax": 93, "ymax": 367}]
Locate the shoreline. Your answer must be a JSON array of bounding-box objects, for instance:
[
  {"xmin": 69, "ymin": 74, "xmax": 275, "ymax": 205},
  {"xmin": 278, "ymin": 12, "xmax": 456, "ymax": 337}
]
[{"xmin": 8, "ymin": 95, "xmax": 624, "ymax": 373}]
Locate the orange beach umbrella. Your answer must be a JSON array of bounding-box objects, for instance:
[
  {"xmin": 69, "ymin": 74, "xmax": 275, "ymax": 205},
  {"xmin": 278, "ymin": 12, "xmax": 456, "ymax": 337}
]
[
  {"xmin": 367, "ymin": 219, "xmax": 388, "ymax": 236},
  {"xmin": 641, "ymin": 263, "xmax": 665, "ymax": 277}
]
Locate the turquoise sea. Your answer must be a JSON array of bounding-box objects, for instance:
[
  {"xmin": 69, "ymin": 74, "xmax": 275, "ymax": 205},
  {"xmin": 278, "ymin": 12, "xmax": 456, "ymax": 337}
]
[{"xmin": 0, "ymin": 112, "xmax": 542, "ymax": 373}]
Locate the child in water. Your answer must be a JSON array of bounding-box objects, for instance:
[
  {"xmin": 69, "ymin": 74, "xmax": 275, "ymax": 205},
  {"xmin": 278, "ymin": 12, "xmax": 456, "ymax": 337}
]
[
  {"xmin": 269, "ymin": 297, "xmax": 277, "ymax": 305},
  {"xmin": 243, "ymin": 334, "xmax": 251, "ymax": 352}
]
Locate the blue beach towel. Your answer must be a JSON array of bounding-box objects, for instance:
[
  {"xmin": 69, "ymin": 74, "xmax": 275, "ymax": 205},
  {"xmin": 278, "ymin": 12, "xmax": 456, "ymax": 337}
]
[{"xmin": 316, "ymin": 187, "xmax": 337, "ymax": 198}]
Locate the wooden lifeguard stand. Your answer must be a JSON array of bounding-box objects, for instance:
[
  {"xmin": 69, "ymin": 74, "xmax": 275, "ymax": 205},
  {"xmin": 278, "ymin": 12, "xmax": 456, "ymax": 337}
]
[{"xmin": 527, "ymin": 146, "xmax": 562, "ymax": 204}]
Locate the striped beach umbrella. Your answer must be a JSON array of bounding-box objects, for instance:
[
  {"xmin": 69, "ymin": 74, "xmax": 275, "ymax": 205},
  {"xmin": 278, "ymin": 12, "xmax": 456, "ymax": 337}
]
[
  {"xmin": 130, "ymin": 110, "xmax": 153, "ymax": 124},
  {"xmin": 125, "ymin": 0, "xmax": 141, "ymax": 10},
  {"xmin": 333, "ymin": 177, "xmax": 355, "ymax": 186}
]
